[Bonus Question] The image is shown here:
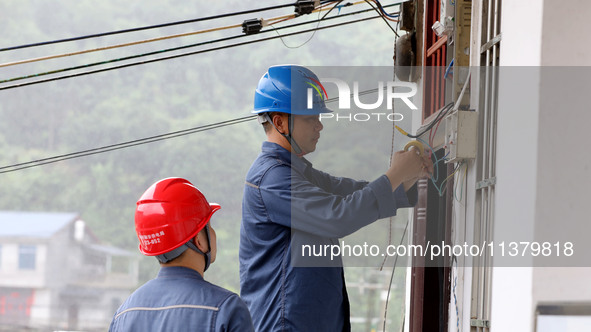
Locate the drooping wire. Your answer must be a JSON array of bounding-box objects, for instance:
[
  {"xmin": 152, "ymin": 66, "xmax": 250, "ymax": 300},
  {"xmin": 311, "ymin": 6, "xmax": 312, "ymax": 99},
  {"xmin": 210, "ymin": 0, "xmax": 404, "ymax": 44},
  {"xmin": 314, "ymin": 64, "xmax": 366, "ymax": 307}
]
[
  {"xmin": 0, "ymin": 15, "xmax": 387, "ymax": 91},
  {"xmin": 382, "ymin": 13, "xmax": 404, "ymax": 331},
  {"xmin": 0, "ymin": 86, "xmax": 381, "ymax": 174},
  {"xmin": 0, "ymin": 116, "xmax": 256, "ymax": 174},
  {"xmin": 382, "ymin": 14, "xmax": 402, "ymax": 269},
  {"xmin": 372, "ymin": 0, "xmax": 401, "ymax": 19},
  {"xmin": 0, "ymin": 2, "xmax": 399, "ymax": 85},
  {"xmin": 394, "ymin": 102, "xmax": 454, "ymax": 139},
  {"xmin": 454, "ymin": 162, "xmax": 468, "ymax": 203},
  {"xmin": 268, "ymin": 0, "xmax": 344, "ymax": 49},
  {"xmin": 363, "ymin": 0, "xmax": 400, "ymax": 36},
  {"xmin": 0, "ymin": 5, "xmax": 389, "ymax": 86},
  {"xmin": 452, "ymin": 255, "xmax": 461, "ymax": 332},
  {"xmin": 382, "ymin": 214, "xmax": 409, "ymax": 332},
  {"xmin": 414, "ymin": 137, "xmax": 462, "ymax": 196},
  {"xmin": 0, "ymin": 2, "xmax": 353, "ymax": 69},
  {"xmin": 0, "ymin": 2, "xmax": 313, "ymax": 52}
]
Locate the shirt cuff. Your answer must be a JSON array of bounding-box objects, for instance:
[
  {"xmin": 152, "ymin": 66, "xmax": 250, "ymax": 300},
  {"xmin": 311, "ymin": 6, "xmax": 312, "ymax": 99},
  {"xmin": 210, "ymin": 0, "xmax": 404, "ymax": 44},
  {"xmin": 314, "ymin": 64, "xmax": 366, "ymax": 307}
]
[
  {"xmin": 393, "ymin": 182, "xmax": 417, "ymax": 208},
  {"xmin": 368, "ymin": 175, "xmax": 398, "ymax": 217}
]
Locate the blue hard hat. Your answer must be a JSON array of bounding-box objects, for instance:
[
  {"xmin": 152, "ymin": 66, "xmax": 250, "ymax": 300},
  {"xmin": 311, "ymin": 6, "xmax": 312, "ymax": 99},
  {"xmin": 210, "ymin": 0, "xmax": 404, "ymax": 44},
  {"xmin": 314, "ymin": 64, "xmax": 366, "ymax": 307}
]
[{"xmin": 253, "ymin": 65, "xmax": 333, "ymax": 115}]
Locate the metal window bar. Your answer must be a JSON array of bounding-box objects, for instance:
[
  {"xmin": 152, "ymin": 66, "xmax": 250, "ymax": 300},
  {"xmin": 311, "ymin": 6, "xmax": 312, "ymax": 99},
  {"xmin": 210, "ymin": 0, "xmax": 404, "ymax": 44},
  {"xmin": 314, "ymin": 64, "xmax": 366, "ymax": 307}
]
[{"xmin": 471, "ymin": 0, "xmax": 501, "ymax": 331}]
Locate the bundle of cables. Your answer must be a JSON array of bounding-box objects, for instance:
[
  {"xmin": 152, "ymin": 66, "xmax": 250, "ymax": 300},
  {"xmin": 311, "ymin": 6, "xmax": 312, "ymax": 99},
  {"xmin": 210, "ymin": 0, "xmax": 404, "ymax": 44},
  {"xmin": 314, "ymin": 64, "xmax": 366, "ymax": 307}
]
[{"xmin": 394, "ymin": 102, "xmax": 460, "ymax": 196}]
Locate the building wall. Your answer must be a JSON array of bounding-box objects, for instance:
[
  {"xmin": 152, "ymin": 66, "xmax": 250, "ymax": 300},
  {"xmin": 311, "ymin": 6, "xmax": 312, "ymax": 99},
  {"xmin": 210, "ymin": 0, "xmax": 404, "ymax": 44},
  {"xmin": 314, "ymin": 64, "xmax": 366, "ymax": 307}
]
[
  {"xmin": 29, "ymin": 289, "xmax": 51, "ymax": 329},
  {"xmin": 0, "ymin": 242, "xmax": 47, "ymax": 288},
  {"xmin": 492, "ymin": 1, "xmax": 591, "ymax": 331},
  {"xmin": 540, "ymin": 0, "xmax": 591, "ymax": 66},
  {"xmin": 488, "ymin": 0, "xmax": 548, "ymax": 330},
  {"xmin": 0, "ymin": 220, "xmax": 135, "ymax": 330},
  {"xmin": 498, "ymin": 0, "xmax": 544, "ymax": 66},
  {"xmin": 533, "ymin": 11, "xmax": 591, "ymax": 305}
]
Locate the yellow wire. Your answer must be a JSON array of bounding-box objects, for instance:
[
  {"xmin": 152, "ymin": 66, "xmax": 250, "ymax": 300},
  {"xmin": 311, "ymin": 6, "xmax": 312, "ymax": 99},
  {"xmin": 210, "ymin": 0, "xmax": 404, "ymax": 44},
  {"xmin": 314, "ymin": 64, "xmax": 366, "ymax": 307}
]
[
  {"xmin": 454, "ymin": 162, "xmax": 468, "ymax": 202},
  {"xmin": 0, "ymin": 24, "xmax": 243, "ymax": 68},
  {"xmin": 439, "ymin": 162, "xmax": 463, "ymax": 196},
  {"xmin": 394, "ymin": 125, "xmax": 409, "ymax": 136},
  {"xmin": 443, "ymin": 164, "xmax": 462, "ymax": 185}
]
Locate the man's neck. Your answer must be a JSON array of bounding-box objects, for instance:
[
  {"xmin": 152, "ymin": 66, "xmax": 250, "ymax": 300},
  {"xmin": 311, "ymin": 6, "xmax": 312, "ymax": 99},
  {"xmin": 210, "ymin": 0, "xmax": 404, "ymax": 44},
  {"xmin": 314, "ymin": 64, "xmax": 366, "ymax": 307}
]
[{"xmin": 161, "ymin": 252, "xmax": 205, "ymax": 277}]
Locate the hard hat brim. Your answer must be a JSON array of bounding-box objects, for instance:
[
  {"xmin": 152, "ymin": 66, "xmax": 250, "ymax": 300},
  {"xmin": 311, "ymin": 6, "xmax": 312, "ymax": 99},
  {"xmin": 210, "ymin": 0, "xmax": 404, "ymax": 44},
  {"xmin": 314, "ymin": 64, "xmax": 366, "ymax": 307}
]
[{"xmin": 251, "ymin": 106, "xmax": 333, "ymax": 115}]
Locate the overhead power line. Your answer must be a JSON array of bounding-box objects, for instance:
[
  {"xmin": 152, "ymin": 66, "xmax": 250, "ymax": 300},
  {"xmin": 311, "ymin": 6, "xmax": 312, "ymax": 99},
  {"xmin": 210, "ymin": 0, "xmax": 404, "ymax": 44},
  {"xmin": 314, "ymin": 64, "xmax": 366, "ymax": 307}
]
[
  {"xmin": 0, "ymin": 2, "xmax": 345, "ymax": 69},
  {"xmin": 0, "ymin": 116, "xmax": 257, "ymax": 174},
  {"xmin": 0, "ymin": 86, "xmax": 384, "ymax": 174},
  {"xmin": 0, "ymin": 13, "xmax": 392, "ymax": 91},
  {"xmin": 0, "ymin": 1, "xmax": 397, "ymax": 84},
  {"xmin": 0, "ymin": 1, "xmax": 339, "ymax": 52}
]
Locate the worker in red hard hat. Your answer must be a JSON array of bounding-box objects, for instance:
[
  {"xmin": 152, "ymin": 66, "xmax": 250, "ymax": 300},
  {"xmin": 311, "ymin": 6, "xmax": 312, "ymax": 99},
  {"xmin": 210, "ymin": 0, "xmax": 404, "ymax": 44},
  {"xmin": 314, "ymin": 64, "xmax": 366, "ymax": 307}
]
[{"xmin": 110, "ymin": 177, "xmax": 254, "ymax": 332}]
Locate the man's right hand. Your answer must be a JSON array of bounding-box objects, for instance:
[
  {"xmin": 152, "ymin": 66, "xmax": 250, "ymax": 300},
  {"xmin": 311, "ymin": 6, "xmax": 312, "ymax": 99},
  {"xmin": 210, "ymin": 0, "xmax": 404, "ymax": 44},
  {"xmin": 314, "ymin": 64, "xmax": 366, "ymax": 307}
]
[{"xmin": 385, "ymin": 149, "xmax": 433, "ymax": 190}]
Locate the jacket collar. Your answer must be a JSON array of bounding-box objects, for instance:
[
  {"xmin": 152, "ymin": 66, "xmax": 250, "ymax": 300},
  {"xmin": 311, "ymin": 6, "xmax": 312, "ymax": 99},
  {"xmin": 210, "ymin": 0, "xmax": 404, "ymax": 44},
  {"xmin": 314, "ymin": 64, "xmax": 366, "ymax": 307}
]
[{"xmin": 262, "ymin": 141, "xmax": 312, "ymax": 173}]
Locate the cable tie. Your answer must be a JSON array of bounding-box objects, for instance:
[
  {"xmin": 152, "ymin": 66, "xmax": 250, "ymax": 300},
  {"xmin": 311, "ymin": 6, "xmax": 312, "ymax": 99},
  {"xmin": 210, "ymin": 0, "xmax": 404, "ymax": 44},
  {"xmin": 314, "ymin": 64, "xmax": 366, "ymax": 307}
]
[{"xmin": 242, "ymin": 19, "xmax": 263, "ymax": 35}]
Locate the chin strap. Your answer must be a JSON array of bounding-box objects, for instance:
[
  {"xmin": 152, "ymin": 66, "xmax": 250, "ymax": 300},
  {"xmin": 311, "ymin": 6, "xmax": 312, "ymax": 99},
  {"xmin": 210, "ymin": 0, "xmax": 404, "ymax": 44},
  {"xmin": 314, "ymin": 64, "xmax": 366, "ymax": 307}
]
[
  {"xmin": 264, "ymin": 113, "xmax": 302, "ymax": 155},
  {"xmin": 155, "ymin": 224, "xmax": 212, "ymax": 272}
]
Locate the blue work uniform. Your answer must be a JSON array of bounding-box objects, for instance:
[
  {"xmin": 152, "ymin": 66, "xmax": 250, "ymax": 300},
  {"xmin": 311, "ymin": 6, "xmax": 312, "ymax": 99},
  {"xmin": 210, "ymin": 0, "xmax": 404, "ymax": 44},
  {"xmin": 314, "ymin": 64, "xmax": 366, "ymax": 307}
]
[
  {"xmin": 109, "ymin": 266, "xmax": 254, "ymax": 332},
  {"xmin": 240, "ymin": 141, "xmax": 417, "ymax": 331}
]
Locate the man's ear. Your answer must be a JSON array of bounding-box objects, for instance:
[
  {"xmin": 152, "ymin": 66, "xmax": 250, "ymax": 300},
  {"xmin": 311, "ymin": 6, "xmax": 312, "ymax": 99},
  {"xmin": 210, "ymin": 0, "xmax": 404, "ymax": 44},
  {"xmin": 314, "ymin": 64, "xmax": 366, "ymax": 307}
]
[
  {"xmin": 194, "ymin": 231, "xmax": 209, "ymax": 253},
  {"xmin": 272, "ymin": 113, "xmax": 289, "ymax": 135}
]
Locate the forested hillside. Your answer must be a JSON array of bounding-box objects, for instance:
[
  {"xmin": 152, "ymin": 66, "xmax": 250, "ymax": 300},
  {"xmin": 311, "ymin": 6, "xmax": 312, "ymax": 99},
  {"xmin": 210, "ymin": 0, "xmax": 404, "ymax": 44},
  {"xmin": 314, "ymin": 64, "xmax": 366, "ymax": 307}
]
[{"xmin": 0, "ymin": 1, "xmax": 412, "ymax": 330}]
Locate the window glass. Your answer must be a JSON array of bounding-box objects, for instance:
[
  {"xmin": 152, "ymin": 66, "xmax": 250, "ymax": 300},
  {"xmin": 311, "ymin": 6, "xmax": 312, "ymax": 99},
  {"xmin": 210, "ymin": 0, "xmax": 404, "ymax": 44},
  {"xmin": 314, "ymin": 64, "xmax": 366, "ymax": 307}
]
[
  {"xmin": 537, "ymin": 315, "xmax": 591, "ymax": 332},
  {"xmin": 18, "ymin": 245, "xmax": 36, "ymax": 270}
]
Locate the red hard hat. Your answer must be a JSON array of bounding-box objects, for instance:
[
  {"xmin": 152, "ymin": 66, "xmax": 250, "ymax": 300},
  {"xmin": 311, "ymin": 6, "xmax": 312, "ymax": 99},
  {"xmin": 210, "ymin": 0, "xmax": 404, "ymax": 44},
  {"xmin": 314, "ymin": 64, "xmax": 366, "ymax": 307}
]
[{"xmin": 135, "ymin": 178, "xmax": 220, "ymax": 256}]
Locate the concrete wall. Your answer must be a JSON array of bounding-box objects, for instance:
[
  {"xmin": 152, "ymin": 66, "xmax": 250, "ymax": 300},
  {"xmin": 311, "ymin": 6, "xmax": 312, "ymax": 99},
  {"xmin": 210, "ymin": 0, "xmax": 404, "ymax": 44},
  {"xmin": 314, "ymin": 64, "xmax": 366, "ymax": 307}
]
[
  {"xmin": 492, "ymin": 1, "xmax": 591, "ymax": 331},
  {"xmin": 533, "ymin": 42, "xmax": 591, "ymax": 319},
  {"xmin": 491, "ymin": 0, "xmax": 544, "ymax": 331},
  {"xmin": 540, "ymin": 0, "xmax": 591, "ymax": 66}
]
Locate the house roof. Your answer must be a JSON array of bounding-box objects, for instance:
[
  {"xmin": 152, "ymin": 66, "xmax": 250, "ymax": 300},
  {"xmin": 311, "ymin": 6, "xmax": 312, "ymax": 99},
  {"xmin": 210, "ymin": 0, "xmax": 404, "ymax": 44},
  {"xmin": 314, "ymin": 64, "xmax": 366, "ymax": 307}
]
[{"xmin": 0, "ymin": 211, "xmax": 79, "ymax": 238}]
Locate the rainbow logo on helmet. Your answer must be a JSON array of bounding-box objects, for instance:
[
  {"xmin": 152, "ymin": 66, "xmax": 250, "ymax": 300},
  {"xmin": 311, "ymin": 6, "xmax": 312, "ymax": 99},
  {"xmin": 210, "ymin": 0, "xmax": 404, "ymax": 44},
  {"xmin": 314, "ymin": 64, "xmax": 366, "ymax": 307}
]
[{"xmin": 305, "ymin": 76, "xmax": 328, "ymax": 109}]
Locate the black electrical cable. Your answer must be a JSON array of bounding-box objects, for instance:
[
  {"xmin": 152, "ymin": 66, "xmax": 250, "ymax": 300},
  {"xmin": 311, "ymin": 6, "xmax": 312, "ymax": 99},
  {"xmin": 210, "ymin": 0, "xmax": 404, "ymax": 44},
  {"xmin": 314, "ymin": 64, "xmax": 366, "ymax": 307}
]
[
  {"xmin": 0, "ymin": 14, "xmax": 387, "ymax": 91},
  {"xmin": 0, "ymin": 84, "xmax": 384, "ymax": 174},
  {"xmin": 362, "ymin": 0, "xmax": 399, "ymax": 36},
  {"xmin": 0, "ymin": 2, "xmax": 339, "ymax": 52},
  {"xmin": 0, "ymin": 116, "xmax": 257, "ymax": 174},
  {"xmin": 404, "ymin": 102, "xmax": 454, "ymax": 138},
  {"xmin": 0, "ymin": 3, "xmax": 398, "ymax": 86}
]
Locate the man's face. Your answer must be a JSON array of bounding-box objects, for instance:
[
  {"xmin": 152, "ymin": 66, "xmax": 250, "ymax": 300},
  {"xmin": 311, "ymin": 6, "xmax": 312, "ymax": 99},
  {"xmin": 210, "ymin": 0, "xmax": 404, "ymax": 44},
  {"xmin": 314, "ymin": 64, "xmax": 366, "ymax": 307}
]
[{"xmin": 292, "ymin": 114, "xmax": 323, "ymax": 154}]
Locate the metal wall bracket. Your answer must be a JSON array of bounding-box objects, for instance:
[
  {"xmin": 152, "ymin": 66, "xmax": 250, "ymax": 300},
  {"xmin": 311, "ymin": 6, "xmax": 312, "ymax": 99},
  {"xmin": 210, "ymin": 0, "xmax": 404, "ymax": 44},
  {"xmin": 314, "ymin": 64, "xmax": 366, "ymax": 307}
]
[
  {"xmin": 476, "ymin": 177, "xmax": 496, "ymax": 190},
  {"xmin": 480, "ymin": 33, "xmax": 502, "ymax": 54},
  {"xmin": 470, "ymin": 319, "xmax": 491, "ymax": 328}
]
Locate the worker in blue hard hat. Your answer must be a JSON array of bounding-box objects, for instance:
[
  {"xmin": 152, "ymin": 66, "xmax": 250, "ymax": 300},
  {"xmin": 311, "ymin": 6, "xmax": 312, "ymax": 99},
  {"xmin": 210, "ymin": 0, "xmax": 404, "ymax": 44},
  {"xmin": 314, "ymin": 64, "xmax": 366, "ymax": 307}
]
[
  {"xmin": 253, "ymin": 64, "xmax": 331, "ymax": 155},
  {"xmin": 239, "ymin": 65, "xmax": 433, "ymax": 331}
]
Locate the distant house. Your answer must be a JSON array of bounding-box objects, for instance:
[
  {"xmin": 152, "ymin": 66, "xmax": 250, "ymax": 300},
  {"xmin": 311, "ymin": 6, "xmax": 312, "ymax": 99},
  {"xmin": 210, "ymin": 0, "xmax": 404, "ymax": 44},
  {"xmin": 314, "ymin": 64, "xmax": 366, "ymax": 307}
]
[{"xmin": 0, "ymin": 211, "xmax": 138, "ymax": 331}]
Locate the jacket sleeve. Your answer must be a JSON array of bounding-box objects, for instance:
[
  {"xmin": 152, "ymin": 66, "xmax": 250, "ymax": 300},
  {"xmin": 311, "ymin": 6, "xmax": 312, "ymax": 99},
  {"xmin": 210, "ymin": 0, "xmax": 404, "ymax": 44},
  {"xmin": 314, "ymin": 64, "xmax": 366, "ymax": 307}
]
[
  {"xmin": 215, "ymin": 294, "xmax": 255, "ymax": 332},
  {"xmin": 306, "ymin": 167, "xmax": 369, "ymax": 196},
  {"xmin": 260, "ymin": 164, "xmax": 416, "ymax": 238},
  {"xmin": 309, "ymin": 165, "xmax": 418, "ymax": 206}
]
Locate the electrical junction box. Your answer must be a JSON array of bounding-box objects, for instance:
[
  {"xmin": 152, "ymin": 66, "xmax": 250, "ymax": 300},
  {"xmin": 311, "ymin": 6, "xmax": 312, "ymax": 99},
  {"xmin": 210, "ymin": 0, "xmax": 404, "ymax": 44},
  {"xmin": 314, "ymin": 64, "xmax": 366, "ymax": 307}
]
[{"xmin": 444, "ymin": 109, "xmax": 478, "ymax": 163}]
